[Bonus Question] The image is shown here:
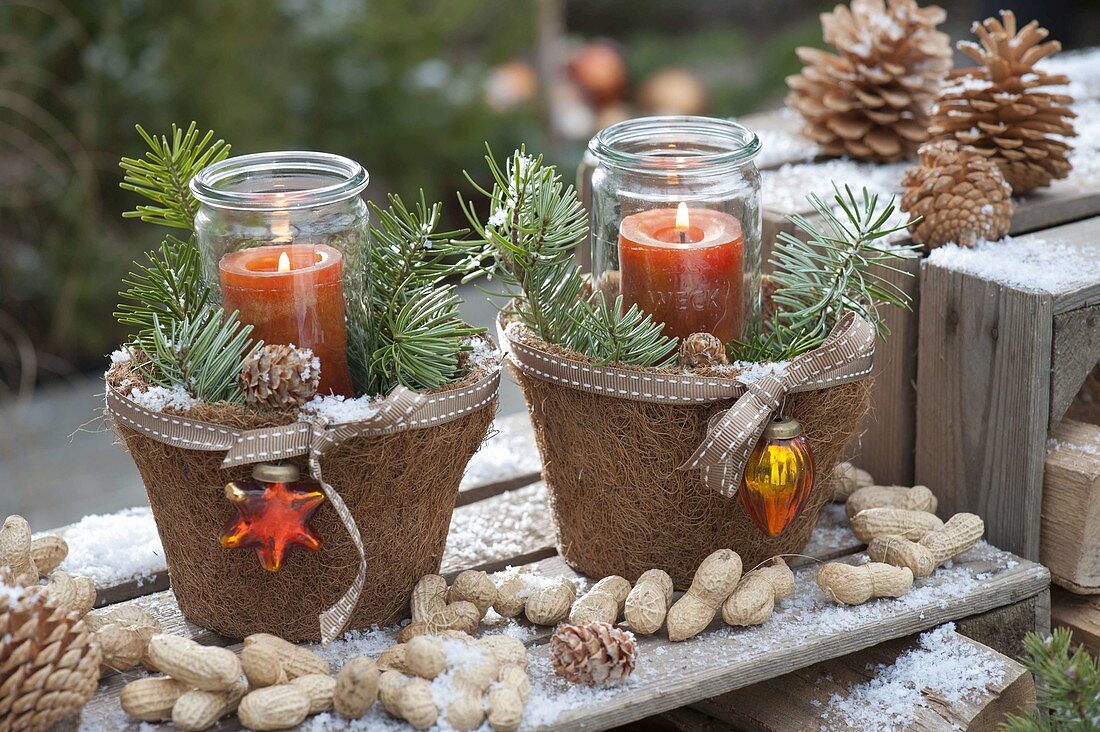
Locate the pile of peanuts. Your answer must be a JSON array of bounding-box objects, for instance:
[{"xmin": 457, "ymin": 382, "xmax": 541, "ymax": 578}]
[
  {"xmin": 816, "ymin": 464, "xmax": 986, "ymax": 604},
  {"xmin": 0, "ymin": 515, "xmax": 96, "ymax": 618}
]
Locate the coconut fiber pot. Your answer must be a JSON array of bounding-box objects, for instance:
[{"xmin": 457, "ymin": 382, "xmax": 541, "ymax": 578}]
[
  {"xmin": 108, "ymin": 359, "xmax": 498, "ymax": 642},
  {"xmin": 502, "ymin": 315, "xmax": 874, "ymax": 589}
]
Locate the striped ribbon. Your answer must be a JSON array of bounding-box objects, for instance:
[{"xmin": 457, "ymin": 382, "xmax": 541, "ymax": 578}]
[
  {"xmin": 500, "ymin": 312, "xmax": 875, "ymax": 496},
  {"xmin": 106, "ymin": 365, "xmax": 500, "ymax": 643}
]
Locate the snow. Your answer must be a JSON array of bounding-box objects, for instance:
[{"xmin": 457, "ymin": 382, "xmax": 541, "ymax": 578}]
[
  {"xmin": 443, "ymin": 483, "xmax": 557, "ymax": 570},
  {"xmin": 465, "ymin": 334, "xmax": 501, "ymax": 371},
  {"xmin": 1066, "ymin": 99, "xmax": 1100, "ymax": 188},
  {"xmin": 57, "ymin": 507, "xmax": 165, "ymax": 587},
  {"xmin": 108, "ymin": 347, "xmax": 132, "ymax": 366},
  {"xmin": 764, "ymin": 158, "xmax": 908, "ymax": 214},
  {"xmin": 746, "ymin": 109, "xmax": 820, "ymax": 168},
  {"xmin": 1047, "ymin": 435, "xmax": 1100, "ymax": 458},
  {"xmin": 298, "ymin": 393, "xmax": 382, "ymax": 425},
  {"xmin": 927, "ymin": 234, "xmax": 1100, "ymax": 293},
  {"xmin": 127, "ymin": 383, "xmax": 196, "ymax": 412},
  {"xmin": 460, "ymin": 421, "xmax": 541, "ymax": 491},
  {"xmin": 1039, "ymin": 46, "xmax": 1100, "ymax": 102},
  {"xmin": 314, "ymin": 625, "xmax": 401, "ymax": 670},
  {"xmin": 728, "ymin": 360, "xmax": 791, "ymax": 384},
  {"xmin": 820, "ymin": 622, "xmax": 1007, "ymax": 730}
]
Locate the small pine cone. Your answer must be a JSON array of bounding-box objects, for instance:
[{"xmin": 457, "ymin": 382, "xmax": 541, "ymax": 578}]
[
  {"xmin": 551, "ymin": 621, "xmax": 636, "ymax": 686},
  {"xmin": 680, "ymin": 332, "xmax": 729, "ymax": 369},
  {"xmin": 0, "ymin": 568, "xmax": 102, "ymax": 731},
  {"xmin": 786, "ymin": 0, "xmax": 952, "ymax": 162},
  {"xmin": 929, "ymin": 12, "xmax": 1076, "ymax": 192},
  {"xmin": 240, "ymin": 344, "xmax": 321, "ymax": 410},
  {"xmin": 901, "ymin": 140, "xmax": 1014, "ymax": 249}
]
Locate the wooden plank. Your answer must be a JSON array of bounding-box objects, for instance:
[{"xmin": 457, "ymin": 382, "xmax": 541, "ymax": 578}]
[
  {"xmin": 1042, "ymin": 420, "xmax": 1100, "ymax": 593},
  {"xmin": 523, "ymin": 547, "xmax": 1048, "ymax": 732},
  {"xmin": 692, "ymin": 630, "xmax": 1034, "ymax": 731},
  {"xmin": 955, "ymin": 590, "xmax": 1050, "ymax": 661},
  {"xmin": 1050, "ymin": 305, "xmax": 1100, "ymax": 428},
  {"xmin": 856, "ymin": 252, "xmax": 922, "ymax": 485},
  {"xmin": 457, "ymin": 412, "xmax": 542, "ymax": 504},
  {"xmin": 1051, "ymin": 586, "xmax": 1100, "ymax": 654},
  {"xmin": 914, "ymin": 258, "xmax": 1054, "ymax": 561}
]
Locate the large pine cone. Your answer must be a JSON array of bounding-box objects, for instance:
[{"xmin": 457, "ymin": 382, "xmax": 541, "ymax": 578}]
[
  {"xmin": 786, "ymin": 0, "xmax": 951, "ymax": 162},
  {"xmin": 239, "ymin": 344, "xmax": 321, "ymax": 410},
  {"xmin": 930, "ymin": 11, "xmax": 1077, "ymax": 193},
  {"xmin": 0, "ymin": 569, "xmax": 102, "ymax": 731},
  {"xmin": 901, "ymin": 140, "xmax": 1014, "ymax": 249},
  {"xmin": 551, "ymin": 621, "xmax": 636, "ymax": 686}
]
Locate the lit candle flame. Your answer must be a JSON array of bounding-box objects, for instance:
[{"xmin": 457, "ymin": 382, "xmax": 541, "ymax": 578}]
[
  {"xmin": 675, "ymin": 201, "xmax": 690, "ymax": 231},
  {"xmin": 278, "ymin": 251, "xmax": 291, "ymax": 273}
]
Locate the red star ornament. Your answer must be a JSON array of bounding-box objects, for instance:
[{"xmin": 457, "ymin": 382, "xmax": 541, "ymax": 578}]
[{"xmin": 220, "ymin": 478, "xmax": 325, "ymax": 571}]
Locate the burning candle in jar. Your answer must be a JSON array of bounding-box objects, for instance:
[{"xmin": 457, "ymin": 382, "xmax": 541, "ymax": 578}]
[
  {"xmin": 618, "ymin": 202, "xmax": 744, "ymax": 343},
  {"xmin": 218, "ymin": 240, "xmax": 354, "ymax": 397}
]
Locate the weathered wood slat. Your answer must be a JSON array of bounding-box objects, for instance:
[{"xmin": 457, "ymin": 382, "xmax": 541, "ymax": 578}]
[
  {"xmin": 1050, "ymin": 305, "xmax": 1100, "ymax": 428},
  {"xmin": 524, "ymin": 548, "xmax": 1047, "ymax": 732},
  {"xmin": 915, "ymin": 256, "xmax": 1053, "ymax": 561},
  {"xmin": 1051, "ymin": 587, "xmax": 1100, "ymax": 654},
  {"xmin": 1042, "ymin": 420, "xmax": 1100, "ymax": 593},
  {"xmin": 691, "ymin": 630, "xmax": 1035, "ymax": 731}
]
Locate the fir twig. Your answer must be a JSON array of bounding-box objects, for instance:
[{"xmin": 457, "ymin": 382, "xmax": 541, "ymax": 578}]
[
  {"xmin": 346, "ymin": 191, "xmax": 484, "ymax": 394},
  {"xmin": 731, "ymin": 184, "xmax": 919, "ymax": 362},
  {"xmin": 1000, "ymin": 629, "xmax": 1100, "ymax": 731},
  {"xmin": 119, "ymin": 122, "xmax": 230, "ymax": 231},
  {"xmin": 460, "ymin": 146, "xmax": 676, "ymax": 367}
]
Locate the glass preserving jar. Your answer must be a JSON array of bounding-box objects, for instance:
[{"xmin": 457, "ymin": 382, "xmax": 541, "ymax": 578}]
[
  {"xmin": 588, "ymin": 116, "xmax": 762, "ymax": 344},
  {"xmin": 190, "ymin": 151, "xmax": 370, "ymax": 397}
]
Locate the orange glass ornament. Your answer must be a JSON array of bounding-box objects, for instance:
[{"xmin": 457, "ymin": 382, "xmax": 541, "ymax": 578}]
[
  {"xmin": 220, "ymin": 463, "xmax": 325, "ymax": 571},
  {"xmin": 739, "ymin": 416, "xmax": 815, "ymax": 537}
]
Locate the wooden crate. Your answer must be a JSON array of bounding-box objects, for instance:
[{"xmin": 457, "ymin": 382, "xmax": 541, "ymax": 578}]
[
  {"xmin": 915, "ymin": 217, "xmax": 1100, "ymax": 561},
  {"xmin": 1043, "ymin": 419, "xmax": 1100, "ymax": 593}
]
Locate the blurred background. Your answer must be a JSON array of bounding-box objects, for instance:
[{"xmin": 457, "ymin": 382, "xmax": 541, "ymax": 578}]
[{"xmin": 1, "ymin": 0, "xmax": 1097, "ymax": 524}]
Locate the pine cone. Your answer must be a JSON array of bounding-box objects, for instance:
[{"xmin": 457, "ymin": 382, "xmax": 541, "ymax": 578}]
[
  {"xmin": 240, "ymin": 344, "xmax": 321, "ymax": 410},
  {"xmin": 0, "ymin": 569, "xmax": 102, "ymax": 731},
  {"xmin": 930, "ymin": 11, "xmax": 1077, "ymax": 193},
  {"xmin": 551, "ymin": 621, "xmax": 636, "ymax": 686},
  {"xmin": 786, "ymin": 0, "xmax": 951, "ymax": 162},
  {"xmin": 901, "ymin": 140, "xmax": 1014, "ymax": 249},
  {"xmin": 680, "ymin": 333, "xmax": 729, "ymax": 369}
]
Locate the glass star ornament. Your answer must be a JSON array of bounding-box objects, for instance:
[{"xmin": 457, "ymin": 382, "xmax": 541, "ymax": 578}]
[
  {"xmin": 220, "ymin": 462, "xmax": 325, "ymax": 571},
  {"xmin": 739, "ymin": 415, "xmax": 816, "ymax": 537}
]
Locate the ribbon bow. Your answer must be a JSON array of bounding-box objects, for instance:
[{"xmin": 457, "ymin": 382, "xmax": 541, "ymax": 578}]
[{"xmin": 679, "ymin": 313, "xmax": 876, "ymax": 496}]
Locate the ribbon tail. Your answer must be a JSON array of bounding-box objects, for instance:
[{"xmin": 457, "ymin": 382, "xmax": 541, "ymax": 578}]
[{"xmin": 309, "ymin": 436, "xmax": 368, "ymax": 645}]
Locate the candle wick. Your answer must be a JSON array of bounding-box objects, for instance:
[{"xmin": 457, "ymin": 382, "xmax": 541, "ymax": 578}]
[{"xmin": 679, "ymin": 231, "xmax": 686, "ymax": 244}]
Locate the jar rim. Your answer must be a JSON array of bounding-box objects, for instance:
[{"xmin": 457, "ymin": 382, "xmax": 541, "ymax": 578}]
[
  {"xmin": 588, "ymin": 116, "xmax": 760, "ymax": 172},
  {"xmin": 190, "ymin": 151, "xmax": 369, "ymax": 210}
]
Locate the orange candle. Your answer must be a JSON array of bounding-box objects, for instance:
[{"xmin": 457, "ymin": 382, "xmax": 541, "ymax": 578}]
[
  {"xmin": 618, "ymin": 203, "xmax": 744, "ymax": 343},
  {"xmin": 219, "ymin": 243, "xmax": 354, "ymax": 397}
]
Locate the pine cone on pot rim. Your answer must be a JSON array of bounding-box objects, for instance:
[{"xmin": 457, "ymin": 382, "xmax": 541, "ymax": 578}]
[
  {"xmin": 0, "ymin": 568, "xmax": 102, "ymax": 731},
  {"xmin": 929, "ymin": 11, "xmax": 1076, "ymax": 193},
  {"xmin": 786, "ymin": 0, "xmax": 952, "ymax": 162},
  {"xmin": 551, "ymin": 621, "xmax": 636, "ymax": 686},
  {"xmin": 680, "ymin": 333, "xmax": 729, "ymax": 369},
  {"xmin": 901, "ymin": 139, "xmax": 1014, "ymax": 249},
  {"xmin": 240, "ymin": 344, "xmax": 321, "ymax": 410}
]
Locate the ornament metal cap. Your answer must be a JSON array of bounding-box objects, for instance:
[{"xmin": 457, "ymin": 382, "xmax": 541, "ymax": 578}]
[
  {"xmin": 763, "ymin": 415, "xmax": 802, "ymax": 440},
  {"xmin": 252, "ymin": 462, "xmax": 300, "ymax": 484}
]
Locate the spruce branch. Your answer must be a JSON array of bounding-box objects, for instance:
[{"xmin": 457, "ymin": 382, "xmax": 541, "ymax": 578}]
[
  {"xmin": 732, "ymin": 184, "xmax": 919, "ymax": 362},
  {"xmin": 346, "ymin": 191, "xmax": 484, "ymax": 394},
  {"xmin": 460, "ymin": 146, "xmax": 676, "ymax": 367},
  {"xmin": 114, "ymin": 235, "xmax": 211, "ymax": 336},
  {"xmin": 132, "ymin": 308, "xmax": 260, "ymax": 403},
  {"xmin": 1000, "ymin": 629, "xmax": 1100, "ymax": 731},
  {"xmin": 119, "ymin": 122, "xmax": 230, "ymax": 231}
]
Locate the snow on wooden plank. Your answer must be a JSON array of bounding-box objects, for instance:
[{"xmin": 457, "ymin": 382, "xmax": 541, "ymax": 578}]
[
  {"xmin": 519, "ymin": 545, "xmax": 1047, "ymax": 732},
  {"xmin": 694, "ymin": 625, "xmax": 1034, "ymax": 731},
  {"xmin": 457, "ymin": 412, "xmax": 541, "ymax": 505}
]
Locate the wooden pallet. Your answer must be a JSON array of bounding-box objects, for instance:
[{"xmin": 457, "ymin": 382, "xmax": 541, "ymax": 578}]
[{"xmin": 56, "ymin": 411, "xmax": 1049, "ymax": 731}]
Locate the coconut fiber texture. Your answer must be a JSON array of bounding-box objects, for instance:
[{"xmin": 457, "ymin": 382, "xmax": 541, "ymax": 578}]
[
  {"xmin": 110, "ymin": 370, "xmax": 495, "ymax": 642},
  {"xmin": 512, "ymin": 365, "xmax": 870, "ymax": 588}
]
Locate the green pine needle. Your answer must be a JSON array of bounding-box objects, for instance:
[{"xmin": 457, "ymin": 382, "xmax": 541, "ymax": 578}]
[
  {"xmin": 346, "ymin": 191, "xmax": 485, "ymax": 394},
  {"xmin": 119, "ymin": 122, "xmax": 230, "ymax": 231},
  {"xmin": 999, "ymin": 629, "xmax": 1100, "ymax": 731},
  {"xmin": 460, "ymin": 146, "xmax": 676, "ymax": 368},
  {"xmin": 731, "ymin": 184, "xmax": 920, "ymax": 362}
]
